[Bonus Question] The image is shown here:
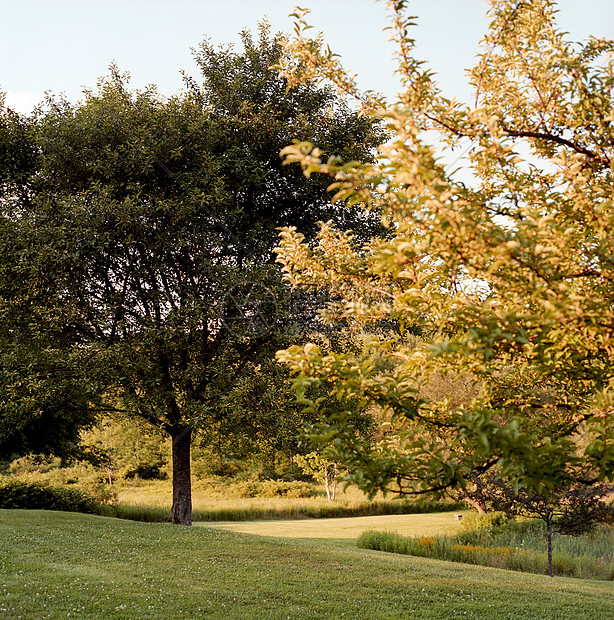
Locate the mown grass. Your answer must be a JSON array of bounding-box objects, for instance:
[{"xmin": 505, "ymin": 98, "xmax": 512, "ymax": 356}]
[
  {"xmin": 1, "ymin": 510, "xmax": 613, "ymax": 619},
  {"xmin": 199, "ymin": 510, "xmax": 471, "ymax": 546}
]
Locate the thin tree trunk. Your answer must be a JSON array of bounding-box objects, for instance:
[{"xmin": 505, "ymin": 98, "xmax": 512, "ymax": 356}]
[
  {"xmin": 547, "ymin": 518, "xmax": 553, "ymax": 577},
  {"xmin": 170, "ymin": 426, "xmax": 192, "ymax": 526},
  {"xmin": 324, "ymin": 464, "xmax": 332, "ymax": 501}
]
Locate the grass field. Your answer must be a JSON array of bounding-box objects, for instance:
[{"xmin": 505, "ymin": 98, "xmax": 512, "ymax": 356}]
[
  {"xmin": 2, "ymin": 509, "xmax": 613, "ymax": 619},
  {"xmin": 199, "ymin": 510, "xmax": 471, "ymax": 545},
  {"xmin": 110, "ymin": 479, "xmax": 462, "ymax": 522}
]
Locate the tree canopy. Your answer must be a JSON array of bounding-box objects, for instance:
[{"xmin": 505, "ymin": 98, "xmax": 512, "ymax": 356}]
[
  {"xmin": 0, "ymin": 24, "xmax": 383, "ymax": 523},
  {"xmin": 275, "ymin": 0, "xmax": 614, "ymax": 498}
]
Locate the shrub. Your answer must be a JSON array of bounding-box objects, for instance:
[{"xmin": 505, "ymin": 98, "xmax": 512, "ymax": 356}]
[
  {"xmin": 461, "ymin": 511, "xmax": 509, "ymax": 532},
  {"xmin": 233, "ymin": 479, "xmax": 316, "ymax": 499},
  {"xmin": 121, "ymin": 462, "xmax": 167, "ymax": 480},
  {"xmin": 0, "ymin": 479, "xmax": 101, "ymax": 514},
  {"xmin": 6, "ymin": 460, "xmax": 116, "ymax": 504},
  {"xmin": 191, "ymin": 455, "xmax": 241, "ymax": 479},
  {"xmin": 8, "ymin": 455, "xmax": 63, "ymax": 476}
]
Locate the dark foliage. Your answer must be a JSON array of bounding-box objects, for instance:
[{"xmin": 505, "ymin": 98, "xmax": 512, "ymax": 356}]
[
  {"xmin": 0, "ymin": 25, "xmax": 382, "ymax": 524},
  {"xmin": 0, "ymin": 479, "xmax": 100, "ymax": 513},
  {"xmin": 464, "ymin": 473, "xmax": 614, "ymax": 577}
]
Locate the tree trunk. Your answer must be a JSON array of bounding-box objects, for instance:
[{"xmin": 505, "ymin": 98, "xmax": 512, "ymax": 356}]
[
  {"xmin": 331, "ymin": 463, "xmax": 338, "ymax": 502},
  {"xmin": 546, "ymin": 518, "xmax": 553, "ymax": 578},
  {"xmin": 170, "ymin": 426, "xmax": 192, "ymax": 526},
  {"xmin": 324, "ymin": 464, "xmax": 338, "ymax": 502},
  {"xmin": 464, "ymin": 495, "xmax": 487, "ymax": 514},
  {"xmin": 324, "ymin": 464, "xmax": 332, "ymax": 502}
]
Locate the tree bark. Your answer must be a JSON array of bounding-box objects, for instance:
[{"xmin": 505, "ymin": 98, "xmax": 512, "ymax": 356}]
[
  {"xmin": 170, "ymin": 425, "xmax": 192, "ymax": 526},
  {"xmin": 547, "ymin": 518, "xmax": 553, "ymax": 578},
  {"xmin": 331, "ymin": 463, "xmax": 338, "ymax": 502},
  {"xmin": 464, "ymin": 496, "xmax": 487, "ymax": 514}
]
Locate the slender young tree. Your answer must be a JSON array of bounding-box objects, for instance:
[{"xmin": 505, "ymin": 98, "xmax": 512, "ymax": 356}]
[{"xmin": 473, "ymin": 476, "xmax": 614, "ymax": 577}]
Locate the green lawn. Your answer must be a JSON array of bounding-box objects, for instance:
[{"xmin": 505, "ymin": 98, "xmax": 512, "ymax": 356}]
[
  {"xmin": 1, "ymin": 509, "xmax": 613, "ymax": 619},
  {"xmin": 199, "ymin": 510, "xmax": 471, "ymax": 545}
]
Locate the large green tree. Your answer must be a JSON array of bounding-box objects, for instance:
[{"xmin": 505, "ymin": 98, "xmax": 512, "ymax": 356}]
[
  {"xmin": 275, "ymin": 1, "xmax": 614, "ymax": 498},
  {"xmin": 0, "ymin": 26, "xmax": 382, "ymax": 524}
]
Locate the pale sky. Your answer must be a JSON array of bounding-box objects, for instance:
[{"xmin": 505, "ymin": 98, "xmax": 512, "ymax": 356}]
[{"xmin": 2, "ymin": 0, "xmax": 613, "ymax": 114}]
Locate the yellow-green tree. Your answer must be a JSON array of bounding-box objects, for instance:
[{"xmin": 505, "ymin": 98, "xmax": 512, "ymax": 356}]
[{"xmin": 275, "ymin": 0, "xmax": 614, "ymax": 498}]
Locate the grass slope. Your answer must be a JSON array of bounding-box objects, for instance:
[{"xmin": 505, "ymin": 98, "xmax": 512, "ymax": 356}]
[{"xmin": 1, "ymin": 510, "xmax": 613, "ymax": 619}]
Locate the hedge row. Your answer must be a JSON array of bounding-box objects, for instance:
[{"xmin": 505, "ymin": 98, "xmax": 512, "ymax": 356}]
[{"xmin": 0, "ymin": 479, "xmax": 101, "ymax": 514}]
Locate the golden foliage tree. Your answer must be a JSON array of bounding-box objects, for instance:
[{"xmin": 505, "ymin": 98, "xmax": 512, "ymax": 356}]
[{"xmin": 275, "ymin": 0, "xmax": 614, "ymax": 497}]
